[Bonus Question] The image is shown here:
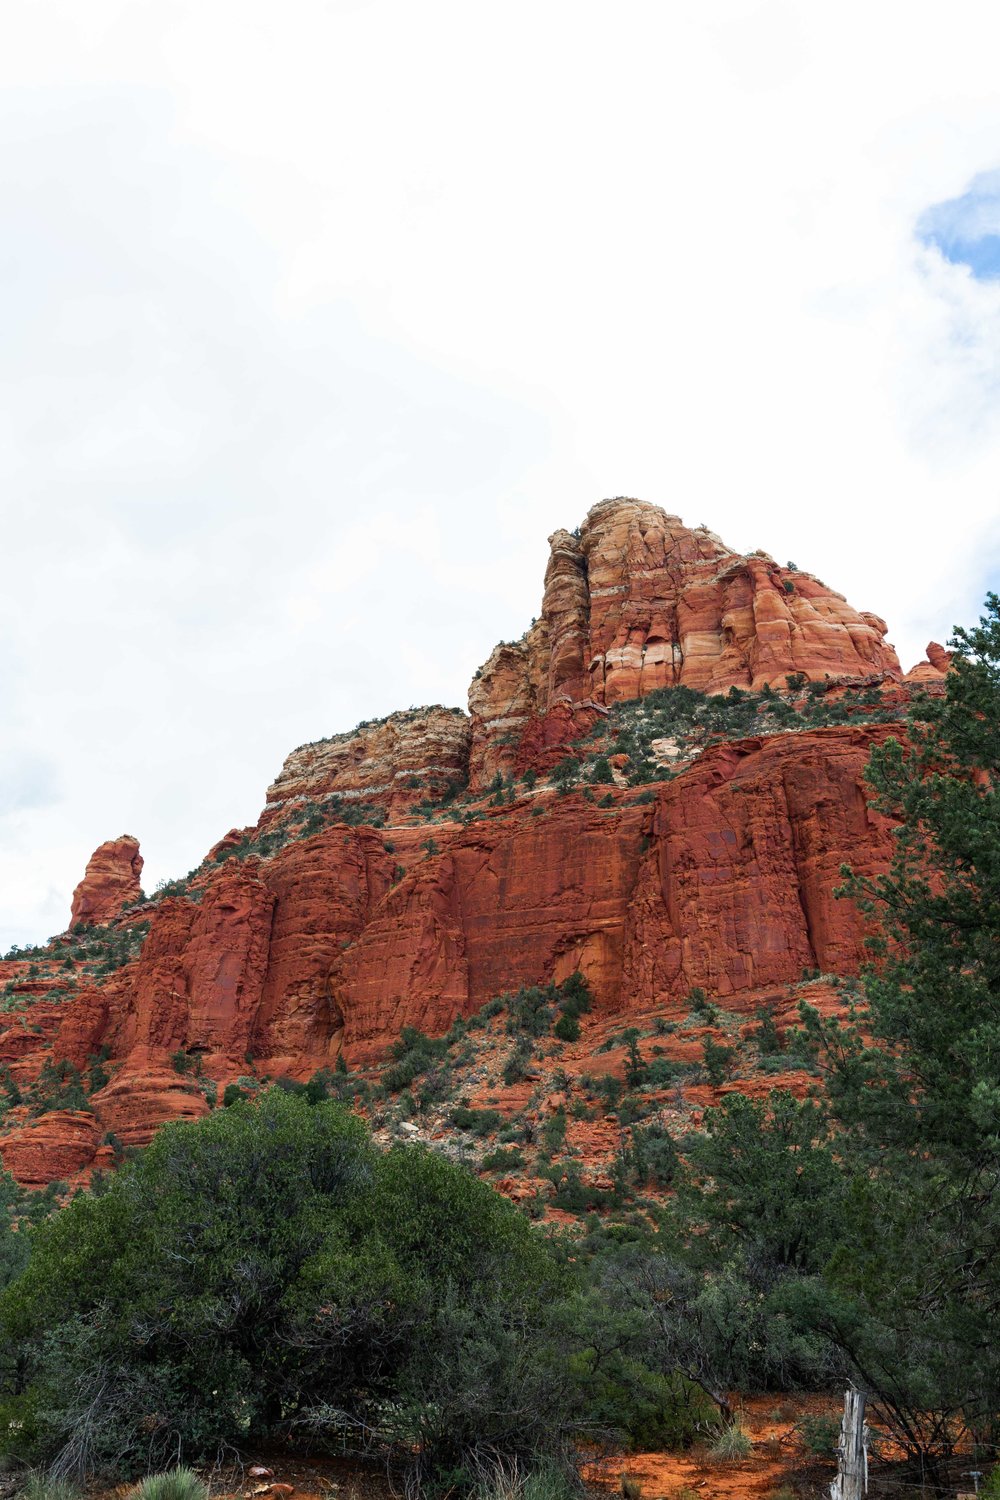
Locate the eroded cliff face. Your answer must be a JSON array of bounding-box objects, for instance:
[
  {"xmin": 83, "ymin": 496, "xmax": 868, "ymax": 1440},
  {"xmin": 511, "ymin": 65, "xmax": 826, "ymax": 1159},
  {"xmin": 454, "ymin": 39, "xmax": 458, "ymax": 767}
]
[
  {"xmin": 0, "ymin": 497, "xmax": 936, "ymax": 1188},
  {"xmin": 263, "ymin": 706, "xmax": 471, "ymax": 823},
  {"xmin": 0, "ymin": 721, "xmax": 897, "ymax": 1178},
  {"xmin": 903, "ymin": 640, "xmax": 952, "ymax": 685},
  {"xmin": 69, "ymin": 836, "xmax": 144, "ymax": 928},
  {"xmin": 468, "ymin": 499, "xmax": 901, "ymax": 786}
]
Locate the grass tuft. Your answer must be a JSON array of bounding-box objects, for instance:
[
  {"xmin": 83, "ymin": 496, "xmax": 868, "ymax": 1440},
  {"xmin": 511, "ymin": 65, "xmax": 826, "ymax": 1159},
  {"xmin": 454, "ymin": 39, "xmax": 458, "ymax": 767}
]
[
  {"xmin": 134, "ymin": 1469, "xmax": 209, "ymax": 1500},
  {"xmin": 17, "ymin": 1477, "xmax": 80, "ymax": 1500},
  {"xmin": 708, "ymin": 1421, "xmax": 753, "ymax": 1461}
]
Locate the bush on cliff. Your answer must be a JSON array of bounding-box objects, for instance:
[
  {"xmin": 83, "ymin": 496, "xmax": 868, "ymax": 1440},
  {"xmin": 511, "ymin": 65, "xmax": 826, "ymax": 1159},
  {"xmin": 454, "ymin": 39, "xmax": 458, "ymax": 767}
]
[{"xmin": 0, "ymin": 1091, "xmax": 585, "ymax": 1488}]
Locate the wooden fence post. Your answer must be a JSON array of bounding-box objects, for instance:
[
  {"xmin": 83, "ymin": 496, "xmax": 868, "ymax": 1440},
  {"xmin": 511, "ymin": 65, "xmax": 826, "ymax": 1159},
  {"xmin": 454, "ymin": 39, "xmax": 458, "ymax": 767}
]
[{"xmin": 830, "ymin": 1386, "xmax": 868, "ymax": 1500}]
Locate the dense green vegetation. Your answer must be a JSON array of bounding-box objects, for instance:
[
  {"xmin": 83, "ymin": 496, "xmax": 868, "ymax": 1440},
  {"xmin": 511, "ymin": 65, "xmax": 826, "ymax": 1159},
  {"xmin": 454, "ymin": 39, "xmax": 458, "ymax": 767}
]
[
  {"xmin": 0, "ymin": 1092, "xmax": 713, "ymax": 1492},
  {"xmin": 657, "ymin": 596, "xmax": 1000, "ymax": 1480},
  {"xmin": 0, "ymin": 1093, "xmax": 568, "ymax": 1484}
]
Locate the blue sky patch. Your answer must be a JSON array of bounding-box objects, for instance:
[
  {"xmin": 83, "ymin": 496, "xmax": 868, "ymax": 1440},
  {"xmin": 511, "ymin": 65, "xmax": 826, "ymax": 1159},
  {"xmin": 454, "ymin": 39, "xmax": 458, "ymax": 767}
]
[{"xmin": 917, "ymin": 170, "xmax": 1000, "ymax": 280}]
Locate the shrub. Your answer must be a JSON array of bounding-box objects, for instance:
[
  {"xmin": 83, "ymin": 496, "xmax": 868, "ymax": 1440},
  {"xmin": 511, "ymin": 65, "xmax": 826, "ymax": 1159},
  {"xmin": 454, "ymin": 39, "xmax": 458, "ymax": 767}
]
[
  {"xmin": 383, "ymin": 1026, "xmax": 449, "ymax": 1093},
  {"xmin": 571, "ymin": 1350, "xmax": 713, "ymax": 1453},
  {"xmin": 504, "ymin": 975, "xmax": 589, "ymax": 1039},
  {"xmin": 551, "ymin": 756, "xmax": 581, "ymax": 788},
  {"xmin": 134, "ymin": 1470, "xmax": 208, "ymax": 1500},
  {"xmin": 480, "ymin": 1147, "xmax": 525, "ymax": 1174},
  {"xmin": 982, "ymin": 1468, "xmax": 1000, "ymax": 1500},
  {"xmin": 450, "ymin": 1107, "xmax": 504, "ymax": 1137},
  {"xmin": 553, "ymin": 1012, "xmax": 580, "ymax": 1043},
  {"xmin": 796, "ymin": 1413, "xmax": 840, "ymax": 1457},
  {"xmin": 15, "ymin": 1476, "xmax": 80, "ymax": 1500},
  {"xmin": 0, "ymin": 1093, "xmax": 576, "ymax": 1488},
  {"xmin": 541, "ymin": 1108, "xmax": 567, "ymax": 1156},
  {"xmin": 26, "ymin": 1059, "xmax": 88, "ymax": 1115},
  {"xmin": 593, "ymin": 1074, "xmax": 623, "ymax": 1110},
  {"xmin": 708, "ymin": 1421, "xmax": 752, "ymax": 1460},
  {"xmin": 686, "ymin": 986, "xmax": 716, "ymax": 1021},
  {"xmin": 545, "ymin": 1161, "xmax": 615, "ymax": 1214},
  {"xmin": 631, "ymin": 1124, "xmax": 679, "ymax": 1187},
  {"xmin": 757, "ymin": 1053, "xmax": 793, "ymax": 1075},
  {"xmin": 702, "ymin": 1038, "xmax": 735, "ymax": 1086},
  {"xmin": 621, "ymin": 1030, "xmax": 648, "ymax": 1088},
  {"xmin": 503, "ymin": 1041, "xmax": 534, "ymax": 1086},
  {"xmin": 752, "ymin": 1006, "xmax": 784, "ymax": 1055},
  {"xmin": 644, "ymin": 1056, "xmax": 677, "ymax": 1088}
]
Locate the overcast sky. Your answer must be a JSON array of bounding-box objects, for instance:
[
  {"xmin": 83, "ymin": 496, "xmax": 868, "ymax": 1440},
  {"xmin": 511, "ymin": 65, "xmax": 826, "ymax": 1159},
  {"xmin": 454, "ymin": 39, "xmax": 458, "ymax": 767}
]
[{"xmin": 3, "ymin": 0, "xmax": 1000, "ymax": 950}]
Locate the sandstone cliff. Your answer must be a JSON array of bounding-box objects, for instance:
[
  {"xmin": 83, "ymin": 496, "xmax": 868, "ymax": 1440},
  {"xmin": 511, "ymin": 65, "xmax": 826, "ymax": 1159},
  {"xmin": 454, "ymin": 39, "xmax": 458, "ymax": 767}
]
[
  {"xmin": 469, "ymin": 499, "xmax": 901, "ymax": 786},
  {"xmin": 262, "ymin": 706, "xmax": 470, "ymax": 823},
  {"xmin": 69, "ymin": 836, "xmax": 144, "ymax": 928},
  {"xmin": 0, "ymin": 497, "xmax": 938, "ymax": 1190},
  {"xmin": 1, "ymin": 719, "xmax": 896, "ymax": 1180}
]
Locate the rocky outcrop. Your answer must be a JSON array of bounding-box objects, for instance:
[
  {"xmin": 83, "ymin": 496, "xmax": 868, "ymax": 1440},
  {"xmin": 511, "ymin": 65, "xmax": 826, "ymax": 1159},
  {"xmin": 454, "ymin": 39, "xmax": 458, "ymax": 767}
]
[
  {"xmin": 105, "ymin": 861, "xmax": 275, "ymax": 1061},
  {"xmin": 904, "ymin": 640, "xmax": 952, "ymax": 686},
  {"xmin": 89, "ymin": 1067, "xmax": 210, "ymax": 1150},
  {"xmin": 339, "ymin": 724, "xmax": 896, "ymax": 1057},
  {"xmin": 0, "ymin": 719, "xmax": 899, "ymax": 1181},
  {"xmin": 250, "ymin": 825, "xmax": 400, "ymax": 1067},
  {"xmin": 0, "ymin": 1111, "xmax": 103, "ymax": 1189},
  {"xmin": 621, "ymin": 726, "xmax": 896, "ymax": 1001},
  {"xmin": 263, "ymin": 706, "xmax": 471, "ymax": 823},
  {"xmin": 468, "ymin": 499, "xmax": 901, "ymax": 785},
  {"xmin": 69, "ymin": 835, "xmax": 143, "ymax": 927},
  {"xmin": 0, "ymin": 498, "xmax": 940, "ymax": 1188}
]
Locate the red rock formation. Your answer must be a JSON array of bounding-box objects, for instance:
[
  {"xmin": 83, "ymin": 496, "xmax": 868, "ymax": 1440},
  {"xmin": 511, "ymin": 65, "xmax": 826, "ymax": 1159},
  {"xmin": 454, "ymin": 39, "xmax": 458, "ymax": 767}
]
[
  {"xmin": 0, "ymin": 1110, "xmax": 102, "ymax": 1189},
  {"xmin": 622, "ymin": 726, "xmax": 897, "ymax": 1001},
  {"xmin": 0, "ymin": 716, "xmax": 904, "ymax": 1184},
  {"xmin": 469, "ymin": 499, "xmax": 901, "ymax": 786},
  {"xmin": 69, "ymin": 835, "xmax": 144, "ymax": 927},
  {"xmin": 338, "ymin": 724, "xmax": 896, "ymax": 1058},
  {"xmin": 904, "ymin": 640, "xmax": 952, "ymax": 685},
  {"xmin": 89, "ymin": 1066, "xmax": 210, "ymax": 1150},
  {"xmin": 106, "ymin": 861, "xmax": 275, "ymax": 1060},
  {"xmin": 0, "ymin": 499, "xmax": 944, "ymax": 1188},
  {"xmin": 250, "ymin": 825, "xmax": 399, "ymax": 1067},
  {"xmin": 263, "ymin": 706, "xmax": 470, "ymax": 824},
  {"xmin": 339, "ymin": 797, "xmax": 649, "ymax": 1055}
]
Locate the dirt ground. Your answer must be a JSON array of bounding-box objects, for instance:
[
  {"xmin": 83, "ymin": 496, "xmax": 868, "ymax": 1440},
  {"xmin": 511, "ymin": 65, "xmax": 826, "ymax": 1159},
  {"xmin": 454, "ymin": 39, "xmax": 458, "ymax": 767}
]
[
  {"xmin": 69, "ymin": 1395, "xmax": 834, "ymax": 1500},
  {"xmin": 587, "ymin": 1396, "xmax": 835, "ymax": 1500}
]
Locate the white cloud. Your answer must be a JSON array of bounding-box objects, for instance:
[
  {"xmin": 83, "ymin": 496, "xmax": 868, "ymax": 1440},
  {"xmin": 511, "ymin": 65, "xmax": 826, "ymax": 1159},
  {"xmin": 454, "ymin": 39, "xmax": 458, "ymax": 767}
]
[{"xmin": 2, "ymin": 0, "xmax": 1000, "ymax": 947}]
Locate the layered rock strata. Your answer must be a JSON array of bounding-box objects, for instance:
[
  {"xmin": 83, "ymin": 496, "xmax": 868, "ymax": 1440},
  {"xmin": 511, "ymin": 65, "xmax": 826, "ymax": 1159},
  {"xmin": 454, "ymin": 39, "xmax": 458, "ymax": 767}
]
[
  {"xmin": 69, "ymin": 835, "xmax": 144, "ymax": 927},
  {"xmin": 263, "ymin": 706, "xmax": 471, "ymax": 823},
  {"xmin": 0, "ymin": 497, "xmax": 936, "ymax": 1188},
  {"xmin": 469, "ymin": 499, "xmax": 901, "ymax": 785},
  {"xmin": 0, "ymin": 722, "xmax": 897, "ymax": 1179},
  {"xmin": 903, "ymin": 640, "xmax": 952, "ymax": 685}
]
